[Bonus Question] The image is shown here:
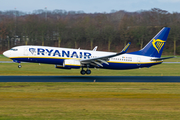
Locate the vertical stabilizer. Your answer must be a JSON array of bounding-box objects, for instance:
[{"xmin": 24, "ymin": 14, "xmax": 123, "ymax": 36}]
[{"xmin": 129, "ymin": 27, "xmax": 170, "ymax": 57}]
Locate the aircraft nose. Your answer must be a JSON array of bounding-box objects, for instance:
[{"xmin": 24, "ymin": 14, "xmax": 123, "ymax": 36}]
[{"xmin": 3, "ymin": 50, "xmax": 10, "ymax": 58}]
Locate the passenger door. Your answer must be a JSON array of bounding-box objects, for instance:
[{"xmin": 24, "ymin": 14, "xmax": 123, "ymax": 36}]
[{"xmin": 137, "ymin": 57, "xmax": 141, "ymax": 66}]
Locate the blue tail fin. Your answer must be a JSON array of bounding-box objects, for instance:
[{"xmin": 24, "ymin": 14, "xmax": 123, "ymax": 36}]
[{"xmin": 129, "ymin": 27, "xmax": 170, "ymax": 57}]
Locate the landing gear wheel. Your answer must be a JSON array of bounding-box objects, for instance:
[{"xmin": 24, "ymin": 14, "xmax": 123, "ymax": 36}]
[
  {"xmin": 86, "ymin": 69, "xmax": 91, "ymax": 75},
  {"xmin": 80, "ymin": 70, "xmax": 86, "ymax": 75},
  {"xmin": 18, "ymin": 65, "xmax": 22, "ymax": 68}
]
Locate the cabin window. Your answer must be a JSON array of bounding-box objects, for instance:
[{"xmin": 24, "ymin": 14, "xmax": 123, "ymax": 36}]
[{"xmin": 10, "ymin": 49, "xmax": 18, "ymax": 51}]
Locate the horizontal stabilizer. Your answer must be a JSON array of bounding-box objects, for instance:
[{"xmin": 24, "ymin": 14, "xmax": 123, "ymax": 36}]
[{"xmin": 151, "ymin": 56, "xmax": 174, "ymax": 61}]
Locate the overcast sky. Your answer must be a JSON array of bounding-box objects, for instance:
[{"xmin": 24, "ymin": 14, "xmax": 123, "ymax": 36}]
[{"xmin": 0, "ymin": 0, "xmax": 180, "ymax": 13}]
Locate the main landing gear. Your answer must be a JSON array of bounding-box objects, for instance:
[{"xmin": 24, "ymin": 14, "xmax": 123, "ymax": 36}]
[{"xmin": 80, "ymin": 67, "xmax": 91, "ymax": 75}]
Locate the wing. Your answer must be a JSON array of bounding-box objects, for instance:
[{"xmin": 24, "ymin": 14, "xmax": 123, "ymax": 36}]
[{"xmin": 80, "ymin": 42, "xmax": 131, "ymax": 67}]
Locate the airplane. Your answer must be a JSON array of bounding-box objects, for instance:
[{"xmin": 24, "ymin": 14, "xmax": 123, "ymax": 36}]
[{"xmin": 3, "ymin": 27, "xmax": 173, "ymax": 75}]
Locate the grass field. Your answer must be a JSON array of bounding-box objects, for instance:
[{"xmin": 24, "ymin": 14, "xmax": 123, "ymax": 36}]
[
  {"xmin": 0, "ymin": 54, "xmax": 10, "ymax": 61},
  {"xmin": 0, "ymin": 82, "xmax": 180, "ymax": 120},
  {"xmin": 0, "ymin": 62, "xmax": 180, "ymax": 76},
  {"xmin": 1, "ymin": 54, "xmax": 180, "ymax": 119}
]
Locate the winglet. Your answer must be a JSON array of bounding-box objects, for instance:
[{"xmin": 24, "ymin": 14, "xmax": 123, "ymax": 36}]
[
  {"xmin": 93, "ymin": 46, "xmax": 98, "ymax": 51},
  {"xmin": 120, "ymin": 42, "xmax": 131, "ymax": 54}
]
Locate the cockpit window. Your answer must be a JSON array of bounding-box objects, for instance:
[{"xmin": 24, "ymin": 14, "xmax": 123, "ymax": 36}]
[{"xmin": 10, "ymin": 49, "xmax": 18, "ymax": 51}]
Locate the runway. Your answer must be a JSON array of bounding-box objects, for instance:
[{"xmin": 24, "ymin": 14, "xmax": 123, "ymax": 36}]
[{"xmin": 0, "ymin": 76, "xmax": 180, "ymax": 82}]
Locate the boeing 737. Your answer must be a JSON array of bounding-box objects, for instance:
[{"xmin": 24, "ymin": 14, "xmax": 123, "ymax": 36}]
[{"xmin": 3, "ymin": 27, "xmax": 173, "ymax": 75}]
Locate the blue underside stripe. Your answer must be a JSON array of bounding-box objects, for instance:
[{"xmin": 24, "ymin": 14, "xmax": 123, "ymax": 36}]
[{"xmin": 11, "ymin": 57, "xmax": 162, "ymax": 70}]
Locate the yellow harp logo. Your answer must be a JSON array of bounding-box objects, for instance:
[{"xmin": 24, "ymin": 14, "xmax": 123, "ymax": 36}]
[{"xmin": 152, "ymin": 39, "xmax": 166, "ymax": 53}]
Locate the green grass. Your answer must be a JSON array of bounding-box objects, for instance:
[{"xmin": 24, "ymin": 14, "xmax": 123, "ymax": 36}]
[
  {"xmin": 0, "ymin": 54, "xmax": 180, "ymax": 76},
  {"xmin": 0, "ymin": 82, "xmax": 180, "ymax": 120},
  {"xmin": 0, "ymin": 63, "xmax": 180, "ymax": 76},
  {"xmin": 0, "ymin": 54, "xmax": 10, "ymax": 61}
]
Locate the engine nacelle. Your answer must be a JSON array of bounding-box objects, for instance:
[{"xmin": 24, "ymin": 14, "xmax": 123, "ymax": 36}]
[
  {"xmin": 55, "ymin": 65, "xmax": 71, "ymax": 69},
  {"xmin": 55, "ymin": 59, "xmax": 81, "ymax": 69},
  {"xmin": 64, "ymin": 59, "xmax": 81, "ymax": 69}
]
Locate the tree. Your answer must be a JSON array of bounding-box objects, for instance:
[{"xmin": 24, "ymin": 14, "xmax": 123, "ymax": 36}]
[
  {"xmin": 131, "ymin": 26, "xmax": 148, "ymax": 49},
  {"xmin": 71, "ymin": 23, "xmax": 84, "ymax": 49},
  {"xmin": 169, "ymin": 12, "xmax": 180, "ymax": 55},
  {"xmin": 0, "ymin": 20, "xmax": 8, "ymax": 50},
  {"xmin": 119, "ymin": 14, "xmax": 134, "ymax": 47},
  {"xmin": 102, "ymin": 25, "xmax": 117, "ymax": 51},
  {"xmin": 57, "ymin": 19, "xmax": 67, "ymax": 47},
  {"xmin": 83, "ymin": 16, "xmax": 99, "ymax": 49}
]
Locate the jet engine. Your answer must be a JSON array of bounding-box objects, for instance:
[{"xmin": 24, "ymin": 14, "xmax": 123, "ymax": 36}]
[{"xmin": 55, "ymin": 59, "xmax": 81, "ymax": 69}]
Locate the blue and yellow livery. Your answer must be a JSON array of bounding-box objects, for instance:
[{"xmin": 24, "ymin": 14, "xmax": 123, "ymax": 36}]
[{"xmin": 3, "ymin": 27, "xmax": 173, "ymax": 75}]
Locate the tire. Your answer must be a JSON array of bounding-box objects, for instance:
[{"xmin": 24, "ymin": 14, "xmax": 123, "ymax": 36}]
[
  {"xmin": 86, "ymin": 70, "xmax": 91, "ymax": 74},
  {"xmin": 80, "ymin": 70, "xmax": 86, "ymax": 75},
  {"xmin": 18, "ymin": 65, "xmax": 22, "ymax": 68}
]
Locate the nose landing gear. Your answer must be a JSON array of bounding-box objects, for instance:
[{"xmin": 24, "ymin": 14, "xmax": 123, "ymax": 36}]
[{"xmin": 18, "ymin": 63, "xmax": 22, "ymax": 68}]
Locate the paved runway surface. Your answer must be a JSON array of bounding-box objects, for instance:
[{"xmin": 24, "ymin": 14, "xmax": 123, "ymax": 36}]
[{"xmin": 0, "ymin": 76, "xmax": 180, "ymax": 82}]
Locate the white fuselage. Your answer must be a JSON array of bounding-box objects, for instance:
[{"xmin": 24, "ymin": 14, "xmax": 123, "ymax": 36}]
[{"xmin": 3, "ymin": 45, "xmax": 162, "ymax": 70}]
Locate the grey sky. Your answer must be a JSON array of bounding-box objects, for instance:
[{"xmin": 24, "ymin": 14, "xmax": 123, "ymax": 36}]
[{"xmin": 0, "ymin": 0, "xmax": 180, "ymax": 13}]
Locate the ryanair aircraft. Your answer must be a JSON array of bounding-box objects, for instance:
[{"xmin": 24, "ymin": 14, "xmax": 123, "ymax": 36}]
[{"xmin": 3, "ymin": 27, "xmax": 173, "ymax": 75}]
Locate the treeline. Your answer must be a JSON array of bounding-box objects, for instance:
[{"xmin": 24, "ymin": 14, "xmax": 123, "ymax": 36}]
[{"xmin": 0, "ymin": 8, "xmax": 180, "ymax": 55}]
